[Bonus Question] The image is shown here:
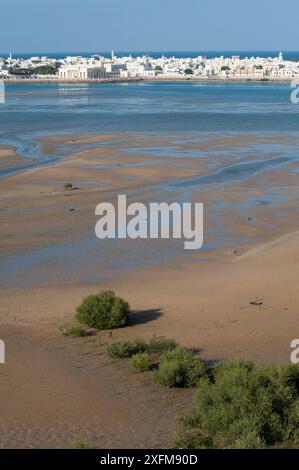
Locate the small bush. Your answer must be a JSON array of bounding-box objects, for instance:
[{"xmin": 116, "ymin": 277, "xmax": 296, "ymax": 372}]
[
  {"xmin": 154, "ymin": 347, "xmax": 207, "ymax": 388},
  {"xmin": 175, "ymin": 360, "xmax": 299, "ymax": 449},
  {"xmin": 131, "ymin": 352, "xmax": 151, "ymax": 372},
  {"xmin": 76, "ymin": 290, "xmax": 129, "ymax": 330},
  {"xmin": 147, "ymin": 337, "xmax": 177, "ymax": 354},
  {"xmin": 60, "ymin": 324, "xmax": 91, "ymax": 337},
  {"xmin": 106, "ymin": 337, "xmax": 147, "ymax": 358},
  {"xmin": 64, "ymin": 182, "xmax": 73, "ymax": 190}
]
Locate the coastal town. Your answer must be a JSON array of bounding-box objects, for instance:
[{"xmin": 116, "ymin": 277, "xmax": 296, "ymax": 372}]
[{"xmin": 0, "ymin": 51, "xmax": 298, "ymax": 81}]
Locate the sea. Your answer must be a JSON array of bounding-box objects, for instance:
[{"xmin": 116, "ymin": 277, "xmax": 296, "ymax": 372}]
[
  {"xmin": 1, "ymin": 50, "xmax": 299, "ymax": 60},
  {"xmin": 0, "ymin": 79, "xmax": 299, "ymax": 166}
]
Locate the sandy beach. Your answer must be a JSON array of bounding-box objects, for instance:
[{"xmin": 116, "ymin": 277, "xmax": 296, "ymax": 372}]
[{"xmin": 0, "ymin": 132, "xmax": 299, "ymax": 448}]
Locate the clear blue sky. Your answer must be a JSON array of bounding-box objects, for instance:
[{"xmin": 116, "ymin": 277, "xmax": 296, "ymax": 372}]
[{"xmin": 1, "ymin": 0, "xmax": 298, "ymax": 53}]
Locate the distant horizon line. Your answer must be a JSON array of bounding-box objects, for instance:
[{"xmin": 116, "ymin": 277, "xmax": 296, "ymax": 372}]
[{"xmin": 1, "ymin": 49, "xmax": 298, "ymax": 55}]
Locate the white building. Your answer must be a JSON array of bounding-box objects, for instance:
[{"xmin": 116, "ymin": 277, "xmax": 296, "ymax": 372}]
[
  {"xmin": 58, "ymin": 65, "xmax": 106, "ymax": 80},
  {"xmin": 104, "ymin": 62, "xmax": 125, "ymax": 78}
]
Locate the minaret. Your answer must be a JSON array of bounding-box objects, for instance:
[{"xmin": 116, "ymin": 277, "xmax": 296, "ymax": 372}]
[
  {"xmin": 278, "ymin": 51, "xmax": 283, "ymax": 62},
  {"xmin": 111, "ymin": 50, "xmax": 115, "ymax": 61}
]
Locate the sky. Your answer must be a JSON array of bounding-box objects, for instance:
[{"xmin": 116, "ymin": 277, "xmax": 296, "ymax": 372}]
[{"xmin": 0, "ymin": 0, "xmax": 299, "ymax": 53}]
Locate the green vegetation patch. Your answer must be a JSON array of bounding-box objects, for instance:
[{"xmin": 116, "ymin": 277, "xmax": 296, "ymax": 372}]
[
  {"xmin": 60, "ymin": 324, "xmax": 92, "ymax": 337},
  {"xmin": 154, "ymin": 347, "xmax": 207, "ymax": 388},
  {"xmin": 106, "ymin": 337, "xmax": 147, "ymax": 358},
  {"xmin": 147, "ymin": 337, "xmax": 177, "ymax": 354},
  {"xmin": 76, "ymin": 290, "xmax": 129, "ymax": 330},
  {"xmin": 131, "ymin": 352, "xmax": 151, "ymax": 372},
  {"xmin": 175, "ymin": 360, "xmax": 299, "ymax": 449}
]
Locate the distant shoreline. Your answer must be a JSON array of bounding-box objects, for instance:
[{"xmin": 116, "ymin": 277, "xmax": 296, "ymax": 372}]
[
  {"xmin": 2, "ymin": 76, "xmax": 293, "ymax": 85},
  {"xmin": 2, "ymin": 77, "xmax": 143, "ymax": 85},
  {"xmin": 1, "ymin": 50, "xmax": 299, "ymax": 59}
]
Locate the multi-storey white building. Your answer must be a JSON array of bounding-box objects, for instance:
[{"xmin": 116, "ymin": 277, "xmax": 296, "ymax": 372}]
[{"xmin": 58, "ymin": 65, "xmax": 106, "ymax": 80}]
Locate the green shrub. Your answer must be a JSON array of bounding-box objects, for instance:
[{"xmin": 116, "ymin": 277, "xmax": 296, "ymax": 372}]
[
  {"xmin": 154, "ymin": 347, "xmax": 207, "ymax": 388},
  {"xmin": 175, "ymin": 360, "xmax": 299, "ymax": 449},
  {"xmin": 131, "ymin": 352, "xmax": 151, "ymax": 372},
  {"xmin": 76, "ymin": 290, "xmax": 129, "ymax": 330},
  {"xmin": 106, "ymin": 337, "xmax": 147, "ymax": 358},
  {"xmin": 60, "ymin": 324, "xmax": 91, "ymax": 337},
  {"xmin": 64, "ymin": 182, "xmax": 73, "ymax": 190},
  {"xmin": 147, "ymin": 337, "xmax": 177, "ymax": 354}
]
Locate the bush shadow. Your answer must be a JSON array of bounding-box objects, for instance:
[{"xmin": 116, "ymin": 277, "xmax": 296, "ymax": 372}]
[{"xmin": 129, "ymin": 308, "xmax": 163, "ymax": 326}]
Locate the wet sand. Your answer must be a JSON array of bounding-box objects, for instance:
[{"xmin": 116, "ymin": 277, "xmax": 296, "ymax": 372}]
[{"xmin": 0, "ymin": 133, "xmax": 299, "ymax": 448}]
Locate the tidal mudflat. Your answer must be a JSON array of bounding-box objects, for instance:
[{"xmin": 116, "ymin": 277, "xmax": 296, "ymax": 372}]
[{"xmin": 1, "ymin": 81, "xmax": 299, "ymax": 448}]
